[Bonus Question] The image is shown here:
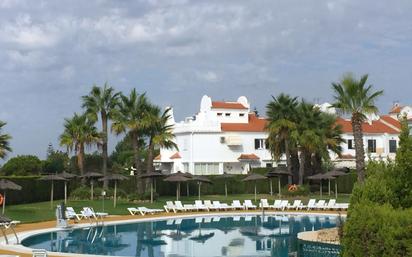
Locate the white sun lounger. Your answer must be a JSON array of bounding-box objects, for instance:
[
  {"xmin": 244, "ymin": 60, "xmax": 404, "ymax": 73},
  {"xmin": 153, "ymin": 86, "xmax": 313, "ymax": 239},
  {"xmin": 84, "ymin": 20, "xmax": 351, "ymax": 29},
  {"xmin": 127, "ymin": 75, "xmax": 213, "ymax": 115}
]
[
  {"xmin": 128, "ymin": 207, "xmax": 163, "ymax": 216},
  {"xmin": 164, "ymin": 201, "xmax": 176, "ymax": 213},
  {"xmin": 175, "ymin": 201, "xmax": 197, "ymax": 212},
  {"xmin": 314, "ymin": 200, "xmax": 326, "ymax": 210},
  {"xmin": 82, "ymin": 207, "xmax": 108, "ymax": 221},
  {"xmin": 65, "ymin": 207, "xmax": 84, "ymax": 220},
  {"xmin": 332, "ymin": 203, "xmax": 349, "ymax": 211},
  {"xmin": 287, "ymin": 200, "xmax": 303, "ymax": 210},
  {"xmin": 204, "ymin": 200, "xmax": 219, "ymax": 211},
  {"xmin": 271, "ymin": 200, "xmax": 282, "ymax": 210},
  {"xmin": 231, "ymin": 200, "xmax": 245, "ymax": 210},
  {"xmin": 277, "ymin": 200, "xmax": 289, "ymax": 211},
  {"xmin": 213, "ymin": 201, "xmax": 230, "ymax": 210},
  {"xmin": 259, "ymin": 199, "xmax": 270, "ymax": 209},
  {"xmin": 322, "ymin": 199, "xmax": 336, "ymax": 210},
  {"xmin": 194, "ymin": 200, "xmax": 209, "ymax": 211},
  {"xmin": 243, "ymin": 200, "xmax": 257, "ymax": 210},
  {"xmin": 303, "ymin": 199, "xmax": 317, "ymax": 210}
]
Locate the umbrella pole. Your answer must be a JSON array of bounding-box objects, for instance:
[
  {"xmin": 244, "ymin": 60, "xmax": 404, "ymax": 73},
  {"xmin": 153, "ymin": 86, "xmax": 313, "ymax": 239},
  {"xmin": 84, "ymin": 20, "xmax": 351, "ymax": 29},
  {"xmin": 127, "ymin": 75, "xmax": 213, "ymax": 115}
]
[
  {"xmin": 278, "ymin": 177, "xmax": 281, "ymax": 197},
  {"xmin": 335, "ymin": 180, "xmax": 338, "ymax": 200},
  {"xmin": 328, "ymin": 179, "xmax": 331, "ymax": 196},
  {"xmin": 198, "ymin": 182, "xmax": 201, "ymax": 200},
  {"xmin": 2, "ymin": 191, "xmax": 5, "ymax": 215},
  {"xmin": 320, "ymin": 181, "xmax": 323, "ymax": 198},
  {"xmin": 254, "ymin": 183, "xmax": 257, "ymax": 202},
  {"xmin": 114, "ymin": 181, "xmax": 117, "ymax": 208},
  {"xmin": 270, "ymin": 179, "xmax": 273, "ymax": 196},
  {"xmin": 176, "ymin": 182, "xmax": 180, "ymax": 201},
  {"xmin": 225, "ymin": 182, "xmax": 228, "ymax": 198},
  {"xmin": 64, "ymin": 181, "xmax": 67, "ymax": 205},
  {"xmin": 51, "ymin": 181, "xmax": 54, "ymax": 209}
]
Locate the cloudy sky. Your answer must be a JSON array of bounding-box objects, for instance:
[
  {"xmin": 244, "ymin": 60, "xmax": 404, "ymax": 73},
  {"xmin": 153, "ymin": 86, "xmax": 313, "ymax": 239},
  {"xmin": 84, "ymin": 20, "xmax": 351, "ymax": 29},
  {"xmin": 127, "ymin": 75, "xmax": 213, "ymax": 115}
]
[{"xmin": 0, "ymin": 0, "xmax": 411, "ymax": 160}]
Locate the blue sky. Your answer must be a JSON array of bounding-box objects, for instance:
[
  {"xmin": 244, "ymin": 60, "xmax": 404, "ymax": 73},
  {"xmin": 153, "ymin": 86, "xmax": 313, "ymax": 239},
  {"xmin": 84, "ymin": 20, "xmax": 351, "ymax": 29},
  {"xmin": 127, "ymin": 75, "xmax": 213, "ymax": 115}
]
[{"xmin": 0, "ymin": 0, "xmax": 411, "ymax": 160}]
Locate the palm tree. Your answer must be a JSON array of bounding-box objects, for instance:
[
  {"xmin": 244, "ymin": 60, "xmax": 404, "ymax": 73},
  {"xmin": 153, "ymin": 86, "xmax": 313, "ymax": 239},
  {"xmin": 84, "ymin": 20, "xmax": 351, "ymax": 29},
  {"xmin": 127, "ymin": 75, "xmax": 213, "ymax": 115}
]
[
  {"xmin": 111, "ymin": 89, "xmax": 150, "ymax": 193},
  {"xmin": 82, "ymin": 83, "xmax": 120, "ymax": 188},
  {"xmin": 331, "ymin": 73, "xmax": 383, "ymax": 183},
  {"xmin": 144, "ymin": 105, "xmax": 178, "ymax": 174},
  {"xmin": 59, "ymin": 113, "xmax": 100, "ymax": 176},
  {"xmin": 0, "ymin": 121, "xmax": 12, "ymax": 159},
  {"xmin": 266, "ymin": 94, "xmax": 299, "ymax": 182}
]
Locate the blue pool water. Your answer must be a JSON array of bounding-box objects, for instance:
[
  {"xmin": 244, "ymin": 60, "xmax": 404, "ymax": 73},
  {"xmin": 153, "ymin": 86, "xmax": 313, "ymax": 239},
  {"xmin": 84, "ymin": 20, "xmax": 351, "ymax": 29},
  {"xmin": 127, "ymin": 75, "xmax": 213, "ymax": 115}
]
[{"xmin": 22, "ymin": 215, "xmax": 341, "ymax": 257}]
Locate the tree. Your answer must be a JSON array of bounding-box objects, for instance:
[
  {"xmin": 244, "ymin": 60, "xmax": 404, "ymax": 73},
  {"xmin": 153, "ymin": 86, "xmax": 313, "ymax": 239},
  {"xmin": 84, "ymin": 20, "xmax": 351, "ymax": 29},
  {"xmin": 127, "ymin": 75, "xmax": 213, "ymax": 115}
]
[
  {"xmin": 59, "ymin": 113, "xmax": 100, "ymax": 176},
  {"xmin": 0, "ymin": 121, "xmax": 12, "ymax": 159},
  {"xmin": 111, "ymin": 89, "xmax": 150, "ymax": 193},
  {"xmin": 331, "ymin": 73, "xmax": 383, "ymax": 183},
  {"xmin": 82, "ymin": 83, "xmax": 120, "ymax": 188},
  {"xmin": 1, "ymin": 155, "xmax": 42, "ymax": 175},
  {"xmin": 43, "ymin": 144, "xmax": 69, "ymax": 174},
  {"xmin": 266, "ymin": 94, "xmax": 299, "ymax": 182},
  {"xmin": 144, "ymin": 105, "xmax": 178, "ymax": 174}
]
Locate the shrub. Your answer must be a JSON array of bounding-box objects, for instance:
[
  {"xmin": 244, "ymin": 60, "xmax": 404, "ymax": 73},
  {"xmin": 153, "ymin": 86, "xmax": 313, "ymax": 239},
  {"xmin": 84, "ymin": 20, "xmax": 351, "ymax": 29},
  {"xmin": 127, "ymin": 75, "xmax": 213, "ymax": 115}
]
[
  {"xmin": 69, "ymin": 186, "xmax": 91, "ymax": 200},
  {"xmin": 1, "ymin": 155, "xmax": 42, "ymax": 176}
]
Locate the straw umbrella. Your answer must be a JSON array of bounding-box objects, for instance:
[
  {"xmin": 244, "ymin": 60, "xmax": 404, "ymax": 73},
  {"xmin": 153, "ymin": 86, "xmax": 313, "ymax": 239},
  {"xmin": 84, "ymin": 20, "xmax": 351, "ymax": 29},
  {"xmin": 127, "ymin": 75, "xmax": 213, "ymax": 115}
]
[
  {"xmin": 164, "ymin": 173, "xmax": 190, "ymax": 201},
  {"xmin": 220, "ymin": 172, "xmax": 234, "ymax": 198},
  {"xmin": 80, "ymin": 172, "xmax": 103, "ymax": 200},
  {"xmin": 192, "ymin": 176, "xmax": 213, "ymax": 200},
  {"xmin": 266, "ymin": 167, "xmax": 292, "ymax": 197},
  {"xmin": 326, "ymin": 169, "xmax": 349, "ymax": 199},
  {"xmin": 0, "ymin": 179, "xmax": 22, "ymax": 214},
  {"xmin": 38, "ymin": 174, "xmax": 67, "ymax": 208},
  {"xmin": 242, "ymin": 173, "xmax": 267, "ymax": 201},
  {"xmin": 98, "ymin": 174, "xmax": 129, "ymax": 207},
  {"xmin": 59, "ymin": 171, "xmax": 77, "ymax": 204},
  {"xmin": 139, "ymin": 171, "xmax": 165, "ymax": 203},
  {"xmin": 307, "ymin": 173, "xmax": 335, "ymax": 198}
]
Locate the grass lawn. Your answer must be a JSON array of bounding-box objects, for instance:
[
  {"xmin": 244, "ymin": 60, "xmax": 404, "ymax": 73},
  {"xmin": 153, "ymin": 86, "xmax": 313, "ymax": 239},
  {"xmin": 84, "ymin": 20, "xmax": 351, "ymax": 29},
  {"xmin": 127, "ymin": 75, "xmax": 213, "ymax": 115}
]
[{"xmin": 4, "ymin": 193, "xmax": 351, "ymax": 223}]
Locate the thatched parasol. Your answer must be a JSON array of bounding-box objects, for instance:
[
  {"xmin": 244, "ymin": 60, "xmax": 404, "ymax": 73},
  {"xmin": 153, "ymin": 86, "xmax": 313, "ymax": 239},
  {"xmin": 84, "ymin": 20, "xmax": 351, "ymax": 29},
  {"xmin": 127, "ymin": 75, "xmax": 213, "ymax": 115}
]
[
  {"xmin": 139, "ymin": 171, "xmax": 165, "ymax": 203},
  {"xmin": 80, "ymin": 172, "xmax": 103, "ymax": 200},
  {"xmin": 59, "ymin": 171, "xmax": 77, "ymax": 204},
  {"xmin": 0, "ymin": 179, "xmax": 22, "ymax": 214},
  {"xmin": 99, "ymin": 174, "xmax": 129, "ymax": 207},
  {"xmin": 326, "ymin": 169, "xmax": 349, "ymax": 199},
  {"xmin": 307, "ymin": 173, "xmax": 335, "ymax": 198},
  {"xmin": 38, "ymin": 174, "xmax": 67, "ymax": 208},
  {"xmin": 164, "ymin": 173, "xmax": 190, "ymax": 200},
  {"xmin": 242, "ymin": 173, "xmax": 267, "ymax": 201},
  {"xmin": 192, "ymin": 176, "xmax": 213, "ymax": 200},
  {"xmin": 267, "ymin": 167, "xmax": 292, "ymax": 197}
]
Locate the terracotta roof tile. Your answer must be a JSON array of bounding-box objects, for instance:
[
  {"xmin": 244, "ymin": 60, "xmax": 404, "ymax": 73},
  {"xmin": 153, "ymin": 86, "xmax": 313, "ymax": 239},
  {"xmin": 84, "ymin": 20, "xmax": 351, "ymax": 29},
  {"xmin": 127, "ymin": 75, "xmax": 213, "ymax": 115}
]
[
  {"xmin": 336, "ymin": 117, "xmax": 399, "ymax": 134},
  {"xmin": 379, "ymin": 115, "xmax": 401, "ymax": 131},
  {"xmin": 238, "ymin": 153, "xmax": 260, "ymax": 160},
  {"xmin": 212, "ymin": 101, "xmax": 248, "ymax": 109},
  {"xmin": 389, "ymin": 105, "xmax": 402, "ymax": 114},
  {"xmin": 221, "ymin": 114, "xmax": 268, "ymax": 132},
  {"xmin": 170, "ymin": 152, "xmax": 181, "ymax": 159}
]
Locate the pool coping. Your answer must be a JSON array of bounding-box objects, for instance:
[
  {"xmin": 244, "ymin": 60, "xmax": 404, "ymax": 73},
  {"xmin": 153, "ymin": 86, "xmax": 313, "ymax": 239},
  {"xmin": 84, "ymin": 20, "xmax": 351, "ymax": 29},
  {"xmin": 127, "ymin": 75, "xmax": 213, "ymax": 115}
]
[{"xmin": 0, "ymin": 210, "xmax": 346, "ymax": 257}]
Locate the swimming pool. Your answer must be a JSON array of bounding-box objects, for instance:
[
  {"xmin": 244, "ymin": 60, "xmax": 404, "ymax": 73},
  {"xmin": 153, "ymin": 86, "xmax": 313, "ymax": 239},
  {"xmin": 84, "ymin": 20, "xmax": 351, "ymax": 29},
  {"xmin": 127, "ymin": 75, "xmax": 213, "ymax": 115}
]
[{"xmin": 22, "ymin": 214, "xmax": 341, "ymax": 257}]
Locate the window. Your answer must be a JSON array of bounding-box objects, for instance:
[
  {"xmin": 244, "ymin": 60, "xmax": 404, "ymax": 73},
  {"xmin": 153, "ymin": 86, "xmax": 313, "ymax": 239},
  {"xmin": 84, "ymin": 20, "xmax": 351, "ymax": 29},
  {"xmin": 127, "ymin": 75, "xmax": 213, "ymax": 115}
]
[
  {"xmin": 225, "ymin": 113, "xmax": 231, "ymax": 117},
  {"xmin": 217, "ymin": 113, "xmax": 222, "ymax": 116},
  {"xmin": 367, "ymin": 139, "xmax": 376, "ymax": 153},
  {"xmin": 254, "ymin": 139, "xmax": 266, "ymax": 150},
  {"xmin": 266, "ymin": 163, "xmax": 273, "ymax": 168},
  {"xmin": 389, "ymin": 140, "xmax": 397, "ymax": 153},
  {"xmin": 194, "ymin": 163, "xmax": 219, "ymax": 175},
  {"xmin": 183, "ymin": 163, "xmax": 189, "ymax": 172},
  {"xmin": 239, "ymin": 113, "xmax": 245, "ymax": 117},
  {"xmin": 347, "ymin": 139, "xmax": 354, "ymax": 150}
]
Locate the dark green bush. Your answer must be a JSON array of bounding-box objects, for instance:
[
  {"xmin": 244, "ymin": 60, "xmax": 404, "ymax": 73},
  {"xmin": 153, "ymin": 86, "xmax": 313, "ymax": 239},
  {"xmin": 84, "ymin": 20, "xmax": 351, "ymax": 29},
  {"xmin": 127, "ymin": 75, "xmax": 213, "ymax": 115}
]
[
  {"xmin": 342, "ymin": 202, "xmax": 412, "ymax": 257},
  {"xmin": 69, "ymin": 186, "xmax": 91, "ymax": 200}
]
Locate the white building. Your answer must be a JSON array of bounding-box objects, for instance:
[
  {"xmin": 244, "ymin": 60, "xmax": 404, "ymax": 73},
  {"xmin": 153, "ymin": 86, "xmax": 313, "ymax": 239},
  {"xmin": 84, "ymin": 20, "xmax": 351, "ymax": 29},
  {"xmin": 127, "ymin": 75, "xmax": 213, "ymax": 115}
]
[{"xmin": 156, "ymin": 96, "xmax": 412, "ymax": 175}]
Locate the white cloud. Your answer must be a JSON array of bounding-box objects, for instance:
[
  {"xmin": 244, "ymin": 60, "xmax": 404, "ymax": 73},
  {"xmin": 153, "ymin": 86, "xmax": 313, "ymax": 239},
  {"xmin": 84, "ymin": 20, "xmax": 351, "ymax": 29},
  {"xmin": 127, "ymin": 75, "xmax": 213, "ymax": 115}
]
[{"xmin": 197, "ymin": 71, "xmax": 219, "ymax": 83}]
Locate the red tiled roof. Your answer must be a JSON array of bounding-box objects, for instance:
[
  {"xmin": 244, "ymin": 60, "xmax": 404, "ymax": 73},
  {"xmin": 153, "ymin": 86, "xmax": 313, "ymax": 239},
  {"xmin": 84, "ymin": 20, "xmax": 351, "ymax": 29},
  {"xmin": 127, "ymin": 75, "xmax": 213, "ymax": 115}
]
[
  {"xmin": 238, "ymin": 153, "xmax": 260, "ymax": 160},
  {"xmin": 380, "ymin": 115, "xmax": 401, "ymax": 131},
  {"xmin": 212, "ymin": 101, "xmax": 248, "ymax": 110},
  {"xmin": 336, "ymin": 117, "xmax": 400, "ymax": 134},
  {"xmin": 221, "ymin": 114, "xmax": 268, "ymax": 132},
  {"xmin": 389, "ymin": 105, "xmax": 402, "ymax": 114},
  {"xmin": 154, "ymin": 154, "xmax": 161, "ymax": 160},
  {"xmin": 170, "ymin": 152, "xmax": 181, "ymax": 159}
]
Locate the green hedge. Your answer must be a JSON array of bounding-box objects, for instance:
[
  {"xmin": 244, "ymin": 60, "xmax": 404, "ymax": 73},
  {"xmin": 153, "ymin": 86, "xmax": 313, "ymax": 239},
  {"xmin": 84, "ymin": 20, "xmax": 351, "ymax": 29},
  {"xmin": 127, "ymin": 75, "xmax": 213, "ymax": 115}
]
[
  {"xmin": 0, "ymin": 176, "xmax": 65, "ymax": 204},
  {"xmin": 342, "ymin": 202, "xmax": 412, "ymax": 257}
]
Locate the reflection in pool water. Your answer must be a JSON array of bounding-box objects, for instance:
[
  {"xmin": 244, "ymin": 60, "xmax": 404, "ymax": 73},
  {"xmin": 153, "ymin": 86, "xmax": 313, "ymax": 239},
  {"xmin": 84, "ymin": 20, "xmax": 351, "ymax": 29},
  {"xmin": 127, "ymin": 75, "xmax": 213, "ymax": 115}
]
[{"xmin": 22, "ymin": 215, "xmax": 341, "ymax": 257}]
